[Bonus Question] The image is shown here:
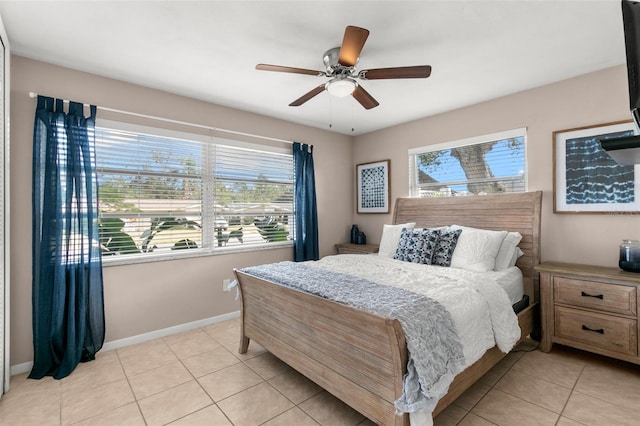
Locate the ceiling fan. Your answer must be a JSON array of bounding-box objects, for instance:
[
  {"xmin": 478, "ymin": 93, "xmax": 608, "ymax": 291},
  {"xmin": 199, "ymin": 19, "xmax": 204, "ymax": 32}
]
[{"xmin": 256, "ymin": 26, "xmax": 432, "ymax": 110}]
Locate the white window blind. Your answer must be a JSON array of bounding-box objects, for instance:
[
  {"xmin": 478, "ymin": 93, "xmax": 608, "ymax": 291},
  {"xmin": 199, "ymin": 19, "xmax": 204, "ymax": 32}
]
[
  {"xmin": 409, "ymin": 128, "xmax": 527, "ymax": 197},
  {"xmin": 95, "ymin": 121, "xmax": 294, "ymax": 262}
]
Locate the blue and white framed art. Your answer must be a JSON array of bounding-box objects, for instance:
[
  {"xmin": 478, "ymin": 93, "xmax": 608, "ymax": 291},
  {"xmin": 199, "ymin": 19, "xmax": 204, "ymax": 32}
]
[
  {"xmin": 553, "ymin": 120, "xmax": 640, "ymax": 213},
  {"xmin": 357, "ymin": 160, "xmax": 390, "ymax": 214}
]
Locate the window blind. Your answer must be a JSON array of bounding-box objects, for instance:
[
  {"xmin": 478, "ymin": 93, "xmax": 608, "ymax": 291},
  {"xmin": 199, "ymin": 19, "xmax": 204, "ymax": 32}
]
[
  {"xmin": 95, "ymin": 123, "xmax": 294, "ymax": 261},
  {"xmin": 409, "ymin": 129, "xmax": 526, "ymax": 197}
]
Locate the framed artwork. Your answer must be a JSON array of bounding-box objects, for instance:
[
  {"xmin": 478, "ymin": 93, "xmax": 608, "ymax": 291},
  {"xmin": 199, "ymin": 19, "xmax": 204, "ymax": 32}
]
[
  {"xmin": 553, "ymin": 120, "xmax": 640, "ymax": 213},
  {"xmin": 357, "ymin": 160, "xmax": 390, "ymax": 214}
]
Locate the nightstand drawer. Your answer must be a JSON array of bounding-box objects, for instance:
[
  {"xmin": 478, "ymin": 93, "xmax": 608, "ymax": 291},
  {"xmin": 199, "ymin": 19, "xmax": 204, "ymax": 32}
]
[
  {"xmin": 554, "ymin": 277, "xmax": 637, "ymax": 316},
  {"xmin": 555, "ymin": 306, "xmax": 638, "ymax": 356}
]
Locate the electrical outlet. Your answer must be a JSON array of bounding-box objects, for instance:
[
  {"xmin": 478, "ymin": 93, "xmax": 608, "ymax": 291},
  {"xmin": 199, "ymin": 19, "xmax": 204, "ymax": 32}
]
[{"xmin": 223, "ymin": 278, "xmax": 231, "ymax": 292}]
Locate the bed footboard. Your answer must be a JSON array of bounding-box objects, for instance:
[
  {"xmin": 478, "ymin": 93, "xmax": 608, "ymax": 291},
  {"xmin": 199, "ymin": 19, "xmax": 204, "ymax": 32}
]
[{"xmin": 235, "ymin": 270, "xmax": 410, "ymax": 426}]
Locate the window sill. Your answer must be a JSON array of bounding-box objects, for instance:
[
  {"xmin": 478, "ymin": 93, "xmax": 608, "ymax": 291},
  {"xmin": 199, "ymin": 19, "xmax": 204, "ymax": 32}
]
[{"xmin": 101, "ymin": 241, "xmax": 293, "ymax": 267}]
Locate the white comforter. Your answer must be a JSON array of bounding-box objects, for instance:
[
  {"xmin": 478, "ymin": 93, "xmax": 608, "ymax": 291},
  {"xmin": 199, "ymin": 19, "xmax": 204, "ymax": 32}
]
[{"xmin": 311, "ymin": 254, "xmax": 521, "ymax": 424}]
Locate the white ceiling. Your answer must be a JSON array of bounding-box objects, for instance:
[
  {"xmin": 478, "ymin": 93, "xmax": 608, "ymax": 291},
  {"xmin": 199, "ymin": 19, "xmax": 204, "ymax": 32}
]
[{"xmin": 0, "ymin": 0, "xmax": 627, "ymax": 135}]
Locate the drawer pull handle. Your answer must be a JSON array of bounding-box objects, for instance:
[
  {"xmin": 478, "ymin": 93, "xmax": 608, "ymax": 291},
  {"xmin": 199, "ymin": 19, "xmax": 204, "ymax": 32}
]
[
  {"xmin": 582, "ymin": 325, "xmax": 604, "ymax": 334},
  {"xmin": 581, "ymin": 291, "xmax": 603, "ymax": 299}
]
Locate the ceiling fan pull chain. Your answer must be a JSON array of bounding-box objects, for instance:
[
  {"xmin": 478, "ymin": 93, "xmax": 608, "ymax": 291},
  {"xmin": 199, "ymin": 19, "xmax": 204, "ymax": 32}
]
[{"xmin": 351, "ymin": 101, "xmax": 355, "ymax": 133}]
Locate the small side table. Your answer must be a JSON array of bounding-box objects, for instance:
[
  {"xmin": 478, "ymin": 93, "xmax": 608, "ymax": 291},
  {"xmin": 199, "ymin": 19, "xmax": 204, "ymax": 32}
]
[
  {"xmin": 335, "ymin": 243, "xmax": 379, "ymax": 255},
  {"xmin": 536, "ymin": 261, "xmax": 640, "ymax": 365}
]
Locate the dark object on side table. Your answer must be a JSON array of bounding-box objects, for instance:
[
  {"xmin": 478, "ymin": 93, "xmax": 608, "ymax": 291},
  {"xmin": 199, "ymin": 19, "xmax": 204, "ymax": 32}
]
[
  {"xmin": 350, "ymin": 224, "xmax": 359, "ymax": 244},
  {"xmin": 620, "ymin": 239, "xmax": 640, "ymax": 272}
]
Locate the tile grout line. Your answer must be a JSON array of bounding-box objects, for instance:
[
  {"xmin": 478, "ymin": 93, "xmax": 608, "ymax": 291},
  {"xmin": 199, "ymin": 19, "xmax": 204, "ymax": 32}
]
[
  {"xmin": 492, "ymin": 362, "xmax": 574, "ymax": 417},
  {"xmin": 458, "ymin": 354, "xmax": 524, "ymax": 425},
  {"xmin": 454, "ymin": 353, "xmax": 514, "ymax": 425},
  {"xmin": 165, "ymin": 326, "xmax": 236, "ymax": 426},
  {"xmin": 186, "ymin": 323, "xmax": 304, "ymax": 425},
  {"xmin": 59, "ymin": 374, "xmax": 63, "ymax": 426},
  {"xmin": 554, "ymin": 359, "xmax": 588, "ymax": 426},
  {"xmin": 115, "ymin": 347, "xmax": 149, "ymax": 426},
  {"xmin": 557, "ymin": 357, "xmax": 640, "ymax": 424},
  {"xmin": 455, "ymin": 348, "xmax": 544, "ymax": 426},
  {"xmin": 212, "ymin": 330, "xmax": 334, "ymax": 425},
  {"xmin": 62, "ymin": 362, "xmax": 142, "ymax": 425}
]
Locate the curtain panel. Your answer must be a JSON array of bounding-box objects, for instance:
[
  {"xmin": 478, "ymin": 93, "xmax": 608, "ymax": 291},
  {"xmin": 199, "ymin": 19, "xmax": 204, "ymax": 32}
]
[
  {"xmin": 31, "ymin": 96, "xmax": 104, "ymax": 379},
  {"xmin": 293, "ymin": 142, "xmax": 319, "ymax": 262}
]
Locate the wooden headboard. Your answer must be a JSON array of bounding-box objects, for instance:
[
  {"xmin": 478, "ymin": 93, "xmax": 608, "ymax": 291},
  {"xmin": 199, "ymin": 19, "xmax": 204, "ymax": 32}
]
[{"xmin": 393, "ymin": 191, "xmax": 542, "ymax": 303}]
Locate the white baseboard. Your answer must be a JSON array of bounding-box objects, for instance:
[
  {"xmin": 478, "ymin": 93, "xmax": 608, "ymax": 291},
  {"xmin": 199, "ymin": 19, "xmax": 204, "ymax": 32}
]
[
  {"xmin": 10, "ymin": 362, "xmax": 32, "ymax": 377},
  {"xmin": 10, "ymin": 310, "xmax": 240, "ymax": 376}
]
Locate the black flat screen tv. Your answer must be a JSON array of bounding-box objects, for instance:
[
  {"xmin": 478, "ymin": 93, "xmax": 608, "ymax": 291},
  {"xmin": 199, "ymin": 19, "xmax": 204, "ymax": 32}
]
[
  {"xmin": 624, "ymin": 0, "xmax": 640, "ymax": 128},
  {"xmin": 600, "ymin": 0, "xmax": 640, "ymax": 164}
]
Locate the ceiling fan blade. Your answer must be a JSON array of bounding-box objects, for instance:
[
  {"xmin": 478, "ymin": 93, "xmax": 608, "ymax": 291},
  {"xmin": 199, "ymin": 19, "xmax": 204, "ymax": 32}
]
[
  {"xmin": 359, "ymin": 65, "xmax": 432, "ymax": 80},
  {"xmin": 256, "ymin": 64, "xmax": 324, "ymax": 76},
  {"xmin": 352, "ymin": 85, "xmax": 379, "ymax": 110},
  {"xmin": 338, "ymin": 26, "xmax": 370, "ymax": 67},
  {"xmin": 289, "ymin": 85, "xmax": 326, "ymax": 106}
]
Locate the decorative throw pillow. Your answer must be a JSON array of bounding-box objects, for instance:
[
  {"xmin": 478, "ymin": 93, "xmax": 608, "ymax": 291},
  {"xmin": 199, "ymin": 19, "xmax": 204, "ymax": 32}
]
[
  {"xmin": 449, "ymin": 225, "xmax": 508, "ymax": 272},
  {"xmin": 378, "ymin": 222, "xmax": 416, "ymax": 258},
  {"xmin": 432, "ymin": 228, "xmax": 463, "ymax": 267},
  {"xmin": 394, "ymin": 228, "xmax": 440, "ymax": 264},
  {"xmin": 494, "ymin": 232, "xmax": 523, "ymax": 270}
]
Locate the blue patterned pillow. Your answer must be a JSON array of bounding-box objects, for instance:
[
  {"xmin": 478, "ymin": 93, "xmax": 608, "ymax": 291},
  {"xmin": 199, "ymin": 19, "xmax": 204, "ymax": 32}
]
[
  {"xmin": 432, "ymin": 229, "xmax": 463, "ymax": 267},
  {"xmin": 394, "ymin": 228, "xmax": 440, "ymax": 264}
]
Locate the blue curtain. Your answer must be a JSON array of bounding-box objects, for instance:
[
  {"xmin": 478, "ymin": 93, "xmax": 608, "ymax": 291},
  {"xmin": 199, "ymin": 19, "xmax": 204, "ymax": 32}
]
[
  {"xmin": 30, "ymin": 96, "xmax": 104, "ymax": 379},
  {"xmin": 293, "ymin": 142, "xmax": 319, "ymax": 261}
]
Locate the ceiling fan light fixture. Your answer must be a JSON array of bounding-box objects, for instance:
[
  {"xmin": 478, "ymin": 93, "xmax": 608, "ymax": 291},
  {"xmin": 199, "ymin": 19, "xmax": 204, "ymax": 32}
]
[{"xmin": 326, "ymin": 78, "xmax": 356, "ymax": 98}]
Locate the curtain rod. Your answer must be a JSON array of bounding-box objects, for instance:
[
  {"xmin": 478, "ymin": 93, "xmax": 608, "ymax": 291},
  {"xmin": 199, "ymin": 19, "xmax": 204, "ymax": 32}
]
[{"xmin": 28, "ymin": 91, "xmax": 294, "ymax": 145}]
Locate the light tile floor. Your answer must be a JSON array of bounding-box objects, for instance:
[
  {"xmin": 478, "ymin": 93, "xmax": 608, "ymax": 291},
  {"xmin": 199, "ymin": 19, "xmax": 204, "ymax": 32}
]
[{"xmin": 2, "ymin": 318, "xmax": 640, "ymax": 425}]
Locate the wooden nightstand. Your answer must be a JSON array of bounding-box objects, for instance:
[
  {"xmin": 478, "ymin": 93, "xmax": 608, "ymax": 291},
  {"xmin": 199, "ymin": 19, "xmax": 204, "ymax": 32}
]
[
  {"xmin": 335, "ymin": 243, "xmax": 379, "ymax": 255},
  {"xmin": 536, "ymin": 261, "xmax": 640, "ymax": 365}
]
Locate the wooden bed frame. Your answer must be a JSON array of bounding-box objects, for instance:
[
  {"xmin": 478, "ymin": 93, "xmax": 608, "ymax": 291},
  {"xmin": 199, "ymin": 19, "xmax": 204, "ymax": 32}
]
[{"xmin": 234, "ymin": 191, "xmax": 542, "ymax": 425}]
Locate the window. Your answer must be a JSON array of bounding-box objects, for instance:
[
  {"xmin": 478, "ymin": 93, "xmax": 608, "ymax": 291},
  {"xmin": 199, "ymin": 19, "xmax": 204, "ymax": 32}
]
[
  {"xmin": 409, "ymin": 128, "xmax": 526, "ymax": 197},
  {"xmin": 95, "ymin": 120, "xmax": 294, "ymax": 263}
]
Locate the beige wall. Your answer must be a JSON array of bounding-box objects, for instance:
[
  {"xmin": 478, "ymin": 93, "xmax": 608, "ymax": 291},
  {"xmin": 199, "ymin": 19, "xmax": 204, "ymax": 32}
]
[
  {"xmin": 10, "ymin": 56, "xmax": 353, "ymax": 366},
  {"xmin": 353, "ymin": 65, "xmax": 640, "ymax": 268}
]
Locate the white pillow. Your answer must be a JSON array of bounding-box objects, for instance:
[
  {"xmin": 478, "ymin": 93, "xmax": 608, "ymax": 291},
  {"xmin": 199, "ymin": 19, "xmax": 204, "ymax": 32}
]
[
  {"xmin": 378, "ymin": 223, "xmax": 416, "ymax": 258},
  {"xmin": 449, "ymin": 225, "xmax": 507, "ymax": 272},
  {"xmin": 494, "ymin": 232, "xmax": 522, "ymax": 270},
  {"xmin": 508, "ymin": 247, "xmax": 525, "ymax": 268}
]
